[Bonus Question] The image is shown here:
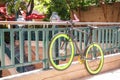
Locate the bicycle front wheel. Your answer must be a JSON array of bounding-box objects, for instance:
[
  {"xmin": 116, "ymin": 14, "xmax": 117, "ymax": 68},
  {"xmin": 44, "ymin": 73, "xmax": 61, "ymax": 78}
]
[
  {"xmin": 48, "ymin": 33, "xmax": 74, "ymax": 70},
  {"xmin": 85, "ymin": 43, "xmax": 104, "ymax": 74}
]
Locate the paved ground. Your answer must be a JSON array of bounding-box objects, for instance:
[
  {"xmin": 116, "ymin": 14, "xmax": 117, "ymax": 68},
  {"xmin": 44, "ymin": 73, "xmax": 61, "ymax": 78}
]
[
  {"xmin": 1, "ymin": 53, "xmax": 120, "ymax": 80},
  {"xmin": 77, "ymin": 68, "xmax": 120, "ymax": 80},
  {"xmin": 1, "ymin": 68, "xmax": 120, "ymax": 80}
]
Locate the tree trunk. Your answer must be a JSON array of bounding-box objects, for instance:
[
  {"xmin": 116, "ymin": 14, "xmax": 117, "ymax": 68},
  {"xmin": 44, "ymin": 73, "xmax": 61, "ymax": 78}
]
[{"xmin": 27, "ymin": 0, "xmax": 34, "ymax": 16}]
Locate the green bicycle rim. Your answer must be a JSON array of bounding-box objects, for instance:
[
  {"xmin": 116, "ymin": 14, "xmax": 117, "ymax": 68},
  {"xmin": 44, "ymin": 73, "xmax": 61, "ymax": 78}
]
[
  {"xmin": 85, "ymin": 43, "xmax": 104, "ymax": 74},
  {"xmin": 49, "ymin": 33, "xmax": 74, "ymax": 70}
]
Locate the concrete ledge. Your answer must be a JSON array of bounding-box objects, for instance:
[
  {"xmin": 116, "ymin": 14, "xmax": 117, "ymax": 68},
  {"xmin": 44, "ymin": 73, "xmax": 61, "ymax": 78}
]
[{"xmin": 2, "ymin": 53, "xmax": 120, "ymax": 80}]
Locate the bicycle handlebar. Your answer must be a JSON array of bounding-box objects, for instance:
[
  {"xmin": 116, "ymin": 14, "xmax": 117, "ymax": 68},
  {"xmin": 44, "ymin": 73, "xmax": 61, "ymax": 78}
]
[{"xmin": 67, "ymin": 20, "xmax": 99, "ymax": 29}]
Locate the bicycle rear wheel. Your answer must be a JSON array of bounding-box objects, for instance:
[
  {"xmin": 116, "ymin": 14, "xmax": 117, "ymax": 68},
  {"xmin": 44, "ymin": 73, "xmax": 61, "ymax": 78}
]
[
  {"xmin": 48, "ymin": 33, "xmax": 74, "ymax": 70},
  {"xmin": 85, "ymin": 43, "xmax": 104, "ymax": 74}
]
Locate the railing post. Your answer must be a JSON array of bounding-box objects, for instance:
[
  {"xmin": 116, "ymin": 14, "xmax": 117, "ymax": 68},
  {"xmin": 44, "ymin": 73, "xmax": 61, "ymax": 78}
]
[
  {"xmin": 109, "ymin": 29, "xmax": 112, "ymax": 53},
  {"xmin": 79, "ymin": 28, "xmax": 82, "ymax": 50},
  {"xmin": 0, "ymin": 30, "xmax": 2, "ymax": 77},
  {"xmin": 28, "ymin": 30, "xmax": 32, "ymax": 62},
  {"xmin": 84, "ymin": 28, "xmax": 88, "ymax": 48},
  {"xmin": 118, "ymin": 28, "xmax": 120, "ymax": 51},
  {"xmin": 53, "ymin": 25, "xmax": 59, "ymax": 65},
  {"xmin": 35, "ymin": 30, "xmax": 39, "ymax": 61},
  {"xmin": 0, "ymin": 61, "xmax": 2, "ymax": 77},
  {"xmin": 10, "ymin": 30, "xmax": 15, "ymax": 65},
  {"xmin": 105, "ymin": 28, "xmax": 108, "ymax": 49},
  {"xmin": 43, "ymin": 25, "xmax": 49, "ymax": 70},
  {"xmin": 92, "ymin": 28, "xmax": 97, "ymax": 42},
  {"xmin": 102, "ymin": 28, "xmax": 105, "ymax": 49},
  {"xmin": 1, "ymin": 30, "xmax": 5, "ymax": 67}
]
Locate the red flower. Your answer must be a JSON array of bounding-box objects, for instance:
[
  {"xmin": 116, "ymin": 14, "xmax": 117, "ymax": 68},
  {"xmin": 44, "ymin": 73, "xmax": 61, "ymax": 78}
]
[
  {"xmin": 0, "ymin": 7, "xmax": 6, "ymax": 15},
  {"xmin": 26, "ymin": 13, "xmax": 45, "ymax": 20},
  {"xmin": 5, "ymin": 15, "xmax": 15, "ymax": 21}
]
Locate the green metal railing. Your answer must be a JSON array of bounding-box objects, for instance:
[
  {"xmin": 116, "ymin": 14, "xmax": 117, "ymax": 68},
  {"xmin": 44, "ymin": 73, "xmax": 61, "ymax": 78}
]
[{"xmin": 0, "ymin": 21, "xmax": 120, "ymax": 73}]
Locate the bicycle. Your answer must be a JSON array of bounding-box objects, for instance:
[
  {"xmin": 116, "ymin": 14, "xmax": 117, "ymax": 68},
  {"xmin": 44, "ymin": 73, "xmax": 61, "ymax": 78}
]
[{"xmin": 48, "ymin": 21, "xmax": 104, "ymax": 74}]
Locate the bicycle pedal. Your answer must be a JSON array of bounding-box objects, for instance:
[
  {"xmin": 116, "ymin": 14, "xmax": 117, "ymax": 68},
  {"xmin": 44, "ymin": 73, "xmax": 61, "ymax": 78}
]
[
  {"xmin": 79, "ymin": 59, "xmax": 84, "ymax": 64},
  {"xmin": 78, "ymin": 56, "xmax": 84, "ymax": 64}
]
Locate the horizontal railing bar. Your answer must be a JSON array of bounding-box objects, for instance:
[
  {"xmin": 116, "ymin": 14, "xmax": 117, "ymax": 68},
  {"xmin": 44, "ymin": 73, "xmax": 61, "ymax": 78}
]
[
  {"xmin": 1, "ymin": 28, "xmax": 44, "ymax": 31},
  {"xmin": 0, "ymin": 60, "xmax": 43, "ymax": 70},
  {"xmin": 0, "ymin": 21, "xmax": 120, "ymax": 26}
]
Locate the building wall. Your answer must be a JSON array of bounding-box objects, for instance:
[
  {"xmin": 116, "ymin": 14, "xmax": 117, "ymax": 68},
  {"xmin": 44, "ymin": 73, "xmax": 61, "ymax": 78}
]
[{"xmin": 71, "ymin": 2, "xmax": 120, "ymax": 22}]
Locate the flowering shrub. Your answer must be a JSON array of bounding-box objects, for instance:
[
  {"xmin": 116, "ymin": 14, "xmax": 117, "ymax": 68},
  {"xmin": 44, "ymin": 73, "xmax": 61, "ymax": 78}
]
[{"xmin": 26, "ymin": 13, "xmax": 45, "ymax": 20}]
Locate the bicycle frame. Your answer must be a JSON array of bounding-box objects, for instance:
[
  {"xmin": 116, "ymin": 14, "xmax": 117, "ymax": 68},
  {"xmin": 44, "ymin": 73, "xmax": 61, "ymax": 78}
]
[{"xmin": 65, "ymin": 24, "xmax": 95, "ymax": 58}]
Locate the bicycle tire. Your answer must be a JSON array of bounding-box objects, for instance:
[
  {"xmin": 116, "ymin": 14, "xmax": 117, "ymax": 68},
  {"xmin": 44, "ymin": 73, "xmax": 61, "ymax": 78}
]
[
  {"xmin": 48, "ymin": 33, "xmax": 74, "ymax": 70},
  {"xmin": 84, "ymin": 43, "xmax": 104, "ymax": 74}
]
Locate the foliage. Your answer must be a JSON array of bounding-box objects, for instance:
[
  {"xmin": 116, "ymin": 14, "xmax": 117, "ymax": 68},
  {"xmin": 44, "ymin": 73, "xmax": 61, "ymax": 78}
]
[
  {"xmin": 4, "ymin": 0, "xmax": 34, "ymax": 16},
  {"xmin": 1, "ymin": 0, "xmax": 120, "ymax": 21},
  {"xmin": 6, "ymin": 0, "xmax": 27, "ymax": 15},
  {"xmin": 45, "ymin": 0, "xmax": 120, "ymax": 20},
  {"xmin": 46, "ymin": 0, "xmax": 70, "ymax": 20},
  {"xmin": 34, "ymin": 0, "xmax": 50, "ymax": 14},
  {"xmin": 65, "ymin": 0, "xmax": 120, "ymax": 10},
  {"xmin": 32, "ymin": 0, "xmax": 69, "ymax": 20},
  {"xmin": 45, "ymin": 0, "xmax": 99, "ymax": 20}
]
